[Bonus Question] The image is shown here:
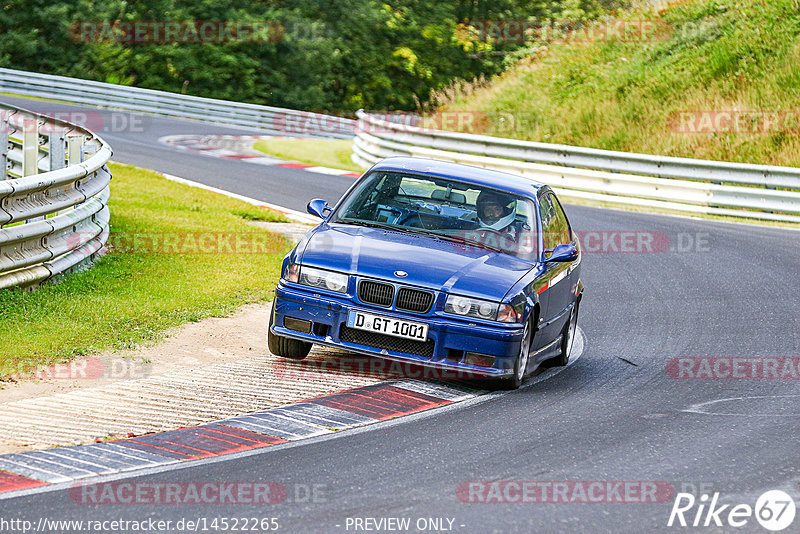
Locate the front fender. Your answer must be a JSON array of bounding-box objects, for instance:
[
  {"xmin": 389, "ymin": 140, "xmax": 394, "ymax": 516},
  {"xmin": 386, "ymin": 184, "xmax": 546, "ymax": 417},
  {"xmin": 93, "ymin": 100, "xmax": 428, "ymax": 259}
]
[
  {"xmin": 502, "ymin": 263, "xmax": 544, "ymax": 326},
  {"xmin": 280, "ymin": 223, "xmax": 324, "ymax": 277}
]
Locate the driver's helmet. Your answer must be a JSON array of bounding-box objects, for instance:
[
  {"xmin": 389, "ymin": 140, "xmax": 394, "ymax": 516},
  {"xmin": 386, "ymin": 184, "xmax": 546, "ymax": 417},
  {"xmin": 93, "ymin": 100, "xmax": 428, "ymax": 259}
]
[{"xmin": 476, "ymin": 190, "xmax": 516, "ymax": 230}]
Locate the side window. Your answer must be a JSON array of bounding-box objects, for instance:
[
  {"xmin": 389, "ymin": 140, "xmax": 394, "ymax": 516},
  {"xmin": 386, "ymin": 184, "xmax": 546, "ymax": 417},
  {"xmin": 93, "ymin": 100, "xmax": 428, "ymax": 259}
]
[
  {"xmin": 550, "ymin": 193, "xmax": 572, "ymax": 244},
  {"xmin": 540, "ymin": 192, "xmax": 572, "ymax": 256}
]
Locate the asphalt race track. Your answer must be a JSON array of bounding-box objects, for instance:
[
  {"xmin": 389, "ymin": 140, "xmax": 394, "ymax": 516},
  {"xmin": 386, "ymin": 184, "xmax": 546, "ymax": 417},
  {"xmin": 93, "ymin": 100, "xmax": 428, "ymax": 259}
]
[
  {"xmin": 0, "ymin": 95, "xmax": 353, "ymax": 212},
  {"xmin": 2, "ymin": 95, "xmax": 799, "ymax": 533}
]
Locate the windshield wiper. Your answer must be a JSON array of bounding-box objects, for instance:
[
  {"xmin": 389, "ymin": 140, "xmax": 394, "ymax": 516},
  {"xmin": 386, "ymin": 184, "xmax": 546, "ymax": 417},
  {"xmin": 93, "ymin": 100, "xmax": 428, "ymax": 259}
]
[
  {"xmin": 337, "ymin": 219, "xmax": 443, "ymax": 238},
  {"xmin": 335, "ymin": 219, "xmax": 399, "ymax": 231},
  {"xmin": 423, "ymin": 230, "xmax": 511, "ymax": 253}
]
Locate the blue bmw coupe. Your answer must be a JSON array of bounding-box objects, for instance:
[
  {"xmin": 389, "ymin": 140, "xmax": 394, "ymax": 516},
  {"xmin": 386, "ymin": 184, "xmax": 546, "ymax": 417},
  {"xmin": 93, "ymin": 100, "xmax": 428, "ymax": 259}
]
[{"xmin": 269, "ymin": 157, "xmax": 583, "ymax": 389}]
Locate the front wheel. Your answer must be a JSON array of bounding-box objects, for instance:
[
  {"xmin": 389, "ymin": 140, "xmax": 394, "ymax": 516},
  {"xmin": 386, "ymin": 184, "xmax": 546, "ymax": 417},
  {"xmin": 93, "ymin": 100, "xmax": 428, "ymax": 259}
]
[
  {"xmin": 495, "ymin": 319, "xmax": 532, "ymax": 390},
  {"xmin": 268, "ymin": 306, "xmax": 312, "ymax": 360}
]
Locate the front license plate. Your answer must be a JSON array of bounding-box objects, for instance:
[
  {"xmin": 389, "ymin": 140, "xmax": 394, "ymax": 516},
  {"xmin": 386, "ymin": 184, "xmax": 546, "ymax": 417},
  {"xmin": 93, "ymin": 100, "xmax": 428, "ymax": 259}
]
[{"xmin": 346, "ymin": 311, "xmax": 429, "ymax": 342}]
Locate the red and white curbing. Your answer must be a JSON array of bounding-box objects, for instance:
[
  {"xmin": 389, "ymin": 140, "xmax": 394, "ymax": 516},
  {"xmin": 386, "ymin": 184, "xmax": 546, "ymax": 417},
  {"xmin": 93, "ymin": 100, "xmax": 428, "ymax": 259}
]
[
  {"xmin": 0, "ymin": 380, "xmax": 478, "ymax": 496},
  {"xmin": 159, "ymin": 134, "xmax": 362, "ymax": 178},
  {"xmin": 0, "ymin": 330, "xmax": 584, "ymax": 498}
]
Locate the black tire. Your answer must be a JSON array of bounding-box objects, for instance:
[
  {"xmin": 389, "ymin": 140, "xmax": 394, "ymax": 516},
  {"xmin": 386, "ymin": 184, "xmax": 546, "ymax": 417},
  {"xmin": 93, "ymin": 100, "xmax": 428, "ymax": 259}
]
[
  {"xmin": 494, "ymin": 319, "xmax": 533, "ymax": 390},
  {"xmin": 543, "ymin": 302, "xmax": 578, "ymax": 368},
  {"xmin": 268, "ymin": 306, "xmax": 312, "ymax": 360}
]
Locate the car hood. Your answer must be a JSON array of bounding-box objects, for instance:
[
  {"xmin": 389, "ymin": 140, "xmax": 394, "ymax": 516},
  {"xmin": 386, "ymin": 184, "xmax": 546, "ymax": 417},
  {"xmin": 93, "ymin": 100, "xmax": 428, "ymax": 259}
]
[{"xmin": 299, "ymin": 224, "xmax": 534, "ymax": 300}]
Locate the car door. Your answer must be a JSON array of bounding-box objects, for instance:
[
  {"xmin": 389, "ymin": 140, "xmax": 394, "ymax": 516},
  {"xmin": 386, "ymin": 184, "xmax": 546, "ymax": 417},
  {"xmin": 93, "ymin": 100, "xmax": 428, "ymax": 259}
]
[{"xmin": 536, "ymin": 191, "xmax": 574, "ymax": 349}]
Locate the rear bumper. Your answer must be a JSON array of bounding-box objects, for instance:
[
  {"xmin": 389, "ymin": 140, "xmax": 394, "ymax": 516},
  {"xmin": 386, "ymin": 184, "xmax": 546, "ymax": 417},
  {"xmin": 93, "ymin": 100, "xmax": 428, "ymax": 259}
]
[{"xmin": 272, "ymin": 283, "xmax": 525, "ymax": 377}]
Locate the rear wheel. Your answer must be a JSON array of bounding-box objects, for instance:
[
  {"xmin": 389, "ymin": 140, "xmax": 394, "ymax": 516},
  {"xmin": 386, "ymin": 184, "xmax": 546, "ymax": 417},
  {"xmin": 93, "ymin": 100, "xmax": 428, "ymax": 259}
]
[
  {"xmin": 543, "ymin": 302, "xmax": 578, "ymax": 368},
  {"xmin": 268, "ymin": 306, "xmax": 312, "ymax": 360},
  {"xmin": 495, "ymin": 319, "xmax": 532, "ymax": 390}
]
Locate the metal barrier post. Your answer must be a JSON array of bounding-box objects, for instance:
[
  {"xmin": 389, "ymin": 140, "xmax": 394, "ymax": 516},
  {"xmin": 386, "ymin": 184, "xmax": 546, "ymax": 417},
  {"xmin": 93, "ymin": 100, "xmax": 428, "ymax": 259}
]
[
  {"xmin": 67, "ymin": 134, "xmax": 84, "ymax": 164},
  {"xmin": 48, "ymin": 132, "xmax": 66, "ymax": 171},
  {"xmin": 21, "ymin": 116, "xmax": 38, "ymax": 177}
]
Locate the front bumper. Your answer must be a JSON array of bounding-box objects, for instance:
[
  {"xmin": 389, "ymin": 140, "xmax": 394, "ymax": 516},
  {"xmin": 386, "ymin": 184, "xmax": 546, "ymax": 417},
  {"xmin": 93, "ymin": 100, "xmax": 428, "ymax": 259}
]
[{"xmin": 272, "ymin": 283, "xmax": 525, "ymax": 378}]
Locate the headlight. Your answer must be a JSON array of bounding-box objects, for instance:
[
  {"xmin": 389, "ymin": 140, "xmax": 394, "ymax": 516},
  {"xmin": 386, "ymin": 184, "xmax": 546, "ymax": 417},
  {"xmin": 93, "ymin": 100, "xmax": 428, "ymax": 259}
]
[
  {"xmin": 445, "ymin": 294, "xmax": 522, "ymax": 323},
  {"xmin": 298, "ymin": 266, "xmax": 348, "ymax": 293}
]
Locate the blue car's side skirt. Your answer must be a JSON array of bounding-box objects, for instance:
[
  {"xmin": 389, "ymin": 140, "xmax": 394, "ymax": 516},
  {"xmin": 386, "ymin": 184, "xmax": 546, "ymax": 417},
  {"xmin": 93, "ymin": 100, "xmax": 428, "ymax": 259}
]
[{"xmin": 531, "ymin": 337, "xmax": 562, "ymax": 362}]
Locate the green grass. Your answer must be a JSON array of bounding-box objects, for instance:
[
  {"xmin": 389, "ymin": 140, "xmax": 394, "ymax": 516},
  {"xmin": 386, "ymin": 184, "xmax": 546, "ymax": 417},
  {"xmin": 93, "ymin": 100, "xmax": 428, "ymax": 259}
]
[
  {"xmin": 435, "ymin": 0, "xmax": 800, "ymax": 168},
  {"xmin": 253, "ymin": 137, "xmax": 362, "ymax": 172},
  {"xmin": 0, "ymin": 162, "xmax": 291, "ymax": 377}
]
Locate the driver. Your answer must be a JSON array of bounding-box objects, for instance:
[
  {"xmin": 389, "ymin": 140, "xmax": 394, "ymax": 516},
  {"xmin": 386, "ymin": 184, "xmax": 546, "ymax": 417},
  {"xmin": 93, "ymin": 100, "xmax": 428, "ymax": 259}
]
[
  {"xmin": 476, "ymin": 190, "xmax": 516, "ymax": 232},
  {"xmin": 462, "ymin": 190, "xmax": 532, "ymax": 256}
]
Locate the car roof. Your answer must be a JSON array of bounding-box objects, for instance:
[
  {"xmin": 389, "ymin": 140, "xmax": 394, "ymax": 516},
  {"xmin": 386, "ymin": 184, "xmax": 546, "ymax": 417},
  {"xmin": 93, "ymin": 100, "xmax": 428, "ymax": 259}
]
[{"xmin": 367, "ymin": 157, "xmax": 548, "ymax": 198}]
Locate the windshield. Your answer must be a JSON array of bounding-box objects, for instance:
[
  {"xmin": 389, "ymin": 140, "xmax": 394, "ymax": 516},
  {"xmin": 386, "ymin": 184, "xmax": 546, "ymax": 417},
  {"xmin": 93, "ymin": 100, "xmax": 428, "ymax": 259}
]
[{"xmin": 331, "ymin": 171, "xmax": 538, "ymax": 258}]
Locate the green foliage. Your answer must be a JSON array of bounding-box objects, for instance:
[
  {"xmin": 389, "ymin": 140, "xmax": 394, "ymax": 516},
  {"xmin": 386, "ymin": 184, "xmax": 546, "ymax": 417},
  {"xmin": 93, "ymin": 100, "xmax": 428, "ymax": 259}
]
[
  {"xmin": 439, "ymin": 0, "xmax": 800, "ymax": 167},
  {"xmin": 0, "ymin": 0, "xmax": 624, "ymax": 112}
]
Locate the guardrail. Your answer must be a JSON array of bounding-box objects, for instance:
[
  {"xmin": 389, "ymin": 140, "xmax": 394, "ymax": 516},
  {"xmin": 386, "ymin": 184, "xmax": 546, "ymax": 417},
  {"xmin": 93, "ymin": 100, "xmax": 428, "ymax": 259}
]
[
  {"xmin": 0, "ymin": 103, "xmax": 112, "ymax": 290},
  {"xmin": 0, "ymin": 67, "xmax": 355, "ymax": 139},
  {"xmin": 353, "ymin": 111, "xmax": 800, "ymax": 223}
]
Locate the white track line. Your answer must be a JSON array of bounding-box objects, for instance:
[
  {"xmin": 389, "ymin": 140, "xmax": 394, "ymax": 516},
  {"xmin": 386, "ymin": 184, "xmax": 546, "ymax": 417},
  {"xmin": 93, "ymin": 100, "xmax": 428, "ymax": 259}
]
[{"xmin": 160, "ymin": 172, "xmax": 319, "ymax": 224}]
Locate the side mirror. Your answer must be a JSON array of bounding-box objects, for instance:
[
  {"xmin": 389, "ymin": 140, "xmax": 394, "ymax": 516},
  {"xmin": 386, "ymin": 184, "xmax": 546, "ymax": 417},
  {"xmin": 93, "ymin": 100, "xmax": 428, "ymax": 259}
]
[
  {"xmin": 307, "ymin": 199, "xmax": 331, "ymax": 219},
  {"xmin": 544, "ymin": 243, "xmax": 578, "ymax": 263}
]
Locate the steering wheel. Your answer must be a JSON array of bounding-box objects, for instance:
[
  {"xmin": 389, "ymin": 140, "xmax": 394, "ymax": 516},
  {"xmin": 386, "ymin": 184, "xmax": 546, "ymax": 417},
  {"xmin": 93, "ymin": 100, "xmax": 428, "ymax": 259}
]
[{"xmin": 474, "ymin": 227, "xmax": 507, "ymax": 237}]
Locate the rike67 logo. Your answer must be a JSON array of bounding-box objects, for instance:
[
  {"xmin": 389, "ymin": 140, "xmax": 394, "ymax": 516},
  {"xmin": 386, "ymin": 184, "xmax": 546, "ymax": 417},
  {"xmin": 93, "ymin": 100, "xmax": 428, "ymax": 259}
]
[{"xmin": 668, "ymin": 490, "xmax": 796, "ymax": 531}]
